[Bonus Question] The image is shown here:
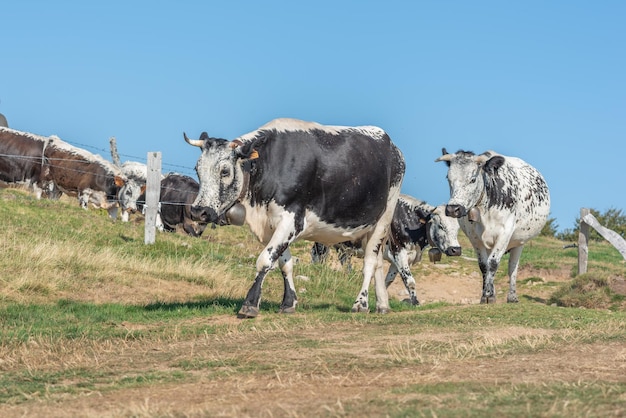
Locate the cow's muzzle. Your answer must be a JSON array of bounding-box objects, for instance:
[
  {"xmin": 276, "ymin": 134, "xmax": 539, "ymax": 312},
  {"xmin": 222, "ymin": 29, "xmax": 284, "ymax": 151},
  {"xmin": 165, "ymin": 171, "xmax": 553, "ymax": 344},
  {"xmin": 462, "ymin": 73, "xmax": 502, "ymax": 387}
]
[
  {"xmin": 190, "ymin": 205, "xmax": 219, "ymax": 224},
  {"xmin": 445, "ymin": 204, "xmax": 467, "ymax": 218},
  {"xmin": 445, "ymin": 246, "xmax": 462, "ymax": 257}
]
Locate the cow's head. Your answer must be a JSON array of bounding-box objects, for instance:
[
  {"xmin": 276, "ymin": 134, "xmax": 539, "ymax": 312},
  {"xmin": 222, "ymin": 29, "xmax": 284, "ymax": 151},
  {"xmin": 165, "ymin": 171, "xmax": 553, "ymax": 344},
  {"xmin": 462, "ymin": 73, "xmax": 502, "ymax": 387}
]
[
  {"xmin": 117, "ymin": 178, "xmax": 145, "ymax": 221},
  {"xmin": 426, "ymin": 205, "xmax": 462, "ymax": 257},
  {"xmin": 435, "ymin": 148, "xmax": 504, "ymax": 219},
  {"xmin": 184, "ymin": 132, "xmax": 257, "ymax": 225}
]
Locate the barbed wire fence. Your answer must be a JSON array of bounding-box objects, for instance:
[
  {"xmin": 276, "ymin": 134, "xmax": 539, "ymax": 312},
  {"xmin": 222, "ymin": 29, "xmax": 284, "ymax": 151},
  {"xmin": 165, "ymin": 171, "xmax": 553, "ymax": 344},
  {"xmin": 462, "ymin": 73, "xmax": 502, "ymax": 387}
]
[
  {"xmin": 0, "ymin": 151, "xmax": 198, "ymax": 206},
  {"xmin": 70, "ymin": 138, "xmax": 196, "ymax": 178}
]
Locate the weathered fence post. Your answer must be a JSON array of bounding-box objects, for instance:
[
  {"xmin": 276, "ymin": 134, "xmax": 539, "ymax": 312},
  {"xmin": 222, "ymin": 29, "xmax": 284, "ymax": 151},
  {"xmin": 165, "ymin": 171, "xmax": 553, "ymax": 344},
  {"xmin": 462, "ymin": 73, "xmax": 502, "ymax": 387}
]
[
  {"xmin": 109, "ymin": 136, "xmax": 121, "ymax": 166},
  {"xmin": 578, "ymin": 208, "xmax": 590, "ymax": 275},
  {"xmin": 144, "ymin": 152, "xmax": 162, "ymax": 245},
  {"xmin": 578, "ymin": 208, "xmax": 626, "ymax": 275},
  {"xmin": 582, "ymin": 212, "xmax": 626, "ymax": 259}
]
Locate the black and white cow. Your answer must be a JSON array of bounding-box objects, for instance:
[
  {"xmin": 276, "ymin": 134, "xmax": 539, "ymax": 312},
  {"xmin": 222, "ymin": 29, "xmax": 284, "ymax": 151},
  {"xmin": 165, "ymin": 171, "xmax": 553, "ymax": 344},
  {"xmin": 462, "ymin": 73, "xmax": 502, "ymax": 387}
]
[
  {"xmin": 0, "ymin": 127, "xmax": 59, "ymax": 199},
  {"xmin": 44, "ymin": 136, "xmax": 128, "ymax": 218},
  {"xmin": 138, "ymin": 173, "xmax": 207, "ymax": 237},
  {"xmin": 159, "ymin": 173, "xmax": 207, "ymax": 237},
  {"xmin": 311, "ymin": 195, "xmax": 462, "ymax": 306},
  {"xmin": 184, "ymin": 118, "xmax": 405, "ymax": 318},
  {"xmin": 117, "ymin": 161, "xmax": 149, "ymax": 222},
  {"xmin": 436, "ymin": 149, "xmax": 550, "ymax": 303}
]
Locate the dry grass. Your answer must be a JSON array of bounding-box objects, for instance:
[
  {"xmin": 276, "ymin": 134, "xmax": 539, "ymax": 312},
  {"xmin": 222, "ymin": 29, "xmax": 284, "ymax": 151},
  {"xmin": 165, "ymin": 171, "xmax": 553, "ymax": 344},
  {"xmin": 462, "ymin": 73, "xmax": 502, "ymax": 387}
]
[{"xmin": 0, "ymin": 222, "xmax": 255, "ymax": 306}]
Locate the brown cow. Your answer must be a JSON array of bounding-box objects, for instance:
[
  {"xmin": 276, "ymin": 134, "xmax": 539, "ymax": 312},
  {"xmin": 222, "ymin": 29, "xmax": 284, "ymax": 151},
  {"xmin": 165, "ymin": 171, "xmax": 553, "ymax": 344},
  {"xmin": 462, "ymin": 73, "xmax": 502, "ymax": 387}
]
[
  {"xmin": 44, "ymin": 136, "xmax": 127, "ymax": 218},
  {"xmin": 0, "ymin": 127, "xmax": 58, "ymax": 198}
]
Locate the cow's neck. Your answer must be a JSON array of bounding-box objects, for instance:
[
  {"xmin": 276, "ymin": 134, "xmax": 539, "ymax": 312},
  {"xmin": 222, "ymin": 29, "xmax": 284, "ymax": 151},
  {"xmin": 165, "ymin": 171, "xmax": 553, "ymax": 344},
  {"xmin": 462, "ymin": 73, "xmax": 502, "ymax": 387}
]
[{"xmin": 238, "ymin": 163, "xmax": 251, "ymax": 202}]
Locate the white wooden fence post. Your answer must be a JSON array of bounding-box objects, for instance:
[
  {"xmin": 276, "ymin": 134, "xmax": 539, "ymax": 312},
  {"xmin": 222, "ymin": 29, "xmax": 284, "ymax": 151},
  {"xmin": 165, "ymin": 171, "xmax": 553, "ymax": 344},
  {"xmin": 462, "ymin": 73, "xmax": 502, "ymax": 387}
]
[
  {"xmin": 144, "ymin": 152, "xmax": 162, "ymax": 245},
  {"xmin": 578, "ymin": 208, "xmax": 590, "ymax": 275}
]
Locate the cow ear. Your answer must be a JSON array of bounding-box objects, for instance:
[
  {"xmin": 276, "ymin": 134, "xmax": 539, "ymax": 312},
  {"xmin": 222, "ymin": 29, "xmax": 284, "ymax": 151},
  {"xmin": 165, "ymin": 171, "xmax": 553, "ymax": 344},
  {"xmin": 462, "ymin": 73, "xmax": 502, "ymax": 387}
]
[
  {"xmin": 484, "ymin": 155, "xmax": 505, "ymax": 175},
  {"xmin": 114, "ymin": 175, "xmax": 126, "ymax": 187},
  {"xmin": 415, "ymin": 207, "xmax": 432, "ymax": 224},
  {"xmin": 230, "ymin": 139, "xmax": 260, "ymax": 160}
]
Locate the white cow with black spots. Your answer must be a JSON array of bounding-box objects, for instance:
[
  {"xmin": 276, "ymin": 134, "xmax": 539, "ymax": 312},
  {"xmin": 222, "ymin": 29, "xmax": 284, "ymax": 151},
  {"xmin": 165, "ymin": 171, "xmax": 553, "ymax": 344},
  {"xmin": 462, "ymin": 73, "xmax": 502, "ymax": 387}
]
[{"xmin": 436, "ymin": 149, "xmax": 550, "ymax": 303}]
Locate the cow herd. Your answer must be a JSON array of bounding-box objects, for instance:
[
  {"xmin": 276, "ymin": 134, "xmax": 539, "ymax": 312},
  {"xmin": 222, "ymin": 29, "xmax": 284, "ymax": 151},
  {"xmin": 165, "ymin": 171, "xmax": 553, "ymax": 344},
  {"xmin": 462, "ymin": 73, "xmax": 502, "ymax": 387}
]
[
  {"xmin": 0, "ymin": 126, "xmax": 200, "ymax": 232},
  {"xmin": 0, "ymin": 118, "xmax": 551, "ymax": 318}
]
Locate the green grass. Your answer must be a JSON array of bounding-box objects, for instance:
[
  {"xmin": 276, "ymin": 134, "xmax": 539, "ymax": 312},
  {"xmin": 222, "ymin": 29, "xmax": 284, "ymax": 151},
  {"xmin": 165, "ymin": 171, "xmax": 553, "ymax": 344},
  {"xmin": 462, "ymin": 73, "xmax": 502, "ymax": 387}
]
[{"xmin": 386, "ymin": 382, "xmax": 626, "ymax": 418}]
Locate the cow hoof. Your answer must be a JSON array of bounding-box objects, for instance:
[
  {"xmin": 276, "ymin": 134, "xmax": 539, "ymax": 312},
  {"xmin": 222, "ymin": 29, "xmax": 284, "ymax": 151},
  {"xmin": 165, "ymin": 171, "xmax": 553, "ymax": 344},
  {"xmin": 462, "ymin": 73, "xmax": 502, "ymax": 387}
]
[
  {"xmin": 401, "ymin": 297, "xmax": 420, "ymax": 306},
  {"xmin": 507, "ymin": 294, "xmax": 519, "ymax": 303},
  {"xmin": 279, "ymin": 306, "xmax": 296, "ymax": 314},
  {"xmin": 237, "ymin": 305, "xmax": 259, "ymax": 319},
  {"xmin": 351, "ymin": 304, "xmax": 370, "ymax": 313},
  {"xmin": 376, "ymin": 307, "xmax": 391, "ymax": 314},
  {"xmin": 480, "ymin": 296, "xmax": 496, "ymax": 304}
]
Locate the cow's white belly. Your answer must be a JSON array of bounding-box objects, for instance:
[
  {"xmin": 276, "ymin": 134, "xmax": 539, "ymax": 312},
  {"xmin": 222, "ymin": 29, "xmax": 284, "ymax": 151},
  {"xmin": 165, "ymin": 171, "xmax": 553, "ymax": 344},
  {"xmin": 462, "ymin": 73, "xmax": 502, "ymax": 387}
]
[
  {"xmin": 243, "ymin": 200, "xmax": 372, "ymax": 245},
  {"xmin": 460, "ymin": 205, "xmax": 548, "ymax": 251}
]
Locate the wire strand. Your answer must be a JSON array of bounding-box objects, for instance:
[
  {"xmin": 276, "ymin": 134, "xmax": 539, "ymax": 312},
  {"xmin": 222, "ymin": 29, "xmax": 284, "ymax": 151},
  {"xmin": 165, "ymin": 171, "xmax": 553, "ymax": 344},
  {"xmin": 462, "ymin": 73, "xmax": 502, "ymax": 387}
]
[{"xmin": 0, "ymin": 152, "xmax": 200, "ymax": 206}]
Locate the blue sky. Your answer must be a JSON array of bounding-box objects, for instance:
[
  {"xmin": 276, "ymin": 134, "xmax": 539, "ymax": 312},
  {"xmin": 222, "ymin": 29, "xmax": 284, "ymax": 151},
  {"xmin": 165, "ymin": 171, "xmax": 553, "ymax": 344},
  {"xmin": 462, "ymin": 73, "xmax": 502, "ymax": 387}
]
[{"xmin": 2, "ymin": 1, "xmax": 624, "ymax": 233}]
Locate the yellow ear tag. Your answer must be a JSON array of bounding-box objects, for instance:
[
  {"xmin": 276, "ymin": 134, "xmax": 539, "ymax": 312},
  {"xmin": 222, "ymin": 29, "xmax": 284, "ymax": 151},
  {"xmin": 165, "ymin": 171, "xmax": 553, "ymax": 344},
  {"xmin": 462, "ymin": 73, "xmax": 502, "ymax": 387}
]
[{"xmin": 250, "ymin": 149, "xmax": 259, "ymax": 160}]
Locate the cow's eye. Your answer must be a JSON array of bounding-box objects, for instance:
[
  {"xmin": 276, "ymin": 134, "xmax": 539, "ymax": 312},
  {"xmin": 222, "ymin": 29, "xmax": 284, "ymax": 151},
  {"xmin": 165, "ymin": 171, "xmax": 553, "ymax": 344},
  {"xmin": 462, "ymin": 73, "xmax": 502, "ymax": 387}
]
[{"xmin": 220, "ymin": 167, "xmax": 230, "ymax": 178}]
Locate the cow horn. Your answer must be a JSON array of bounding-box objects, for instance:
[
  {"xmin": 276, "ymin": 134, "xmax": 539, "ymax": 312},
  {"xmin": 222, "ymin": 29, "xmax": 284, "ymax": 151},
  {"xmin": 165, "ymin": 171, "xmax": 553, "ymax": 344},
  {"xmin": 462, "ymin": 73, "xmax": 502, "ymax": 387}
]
[
  {"xmin": 183, "ymin": 132, "xmax": 205, "ymax": 148},
  {"xmin": 435, "ymin": 153, "xmax": 454, "ymax": 163},
  {"xmin": 475, "ymin": 154, "xmax": 490, "ymax": 165}
]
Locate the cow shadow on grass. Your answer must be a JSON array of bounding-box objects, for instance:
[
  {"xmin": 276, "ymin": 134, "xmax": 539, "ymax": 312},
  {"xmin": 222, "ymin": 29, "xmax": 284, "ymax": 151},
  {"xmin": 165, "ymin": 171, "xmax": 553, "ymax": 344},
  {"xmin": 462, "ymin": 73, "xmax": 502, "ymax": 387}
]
[
  {"xmin": 143, "ymin": 298, "xmax": 339, "ymax": 315},
  {"xmin": 521, "ymin": 295, "xmax": 549, "ymax": 304},
  {"xmin": 143, "ymin": 297, "xmax": 247, "ymax": 315}
]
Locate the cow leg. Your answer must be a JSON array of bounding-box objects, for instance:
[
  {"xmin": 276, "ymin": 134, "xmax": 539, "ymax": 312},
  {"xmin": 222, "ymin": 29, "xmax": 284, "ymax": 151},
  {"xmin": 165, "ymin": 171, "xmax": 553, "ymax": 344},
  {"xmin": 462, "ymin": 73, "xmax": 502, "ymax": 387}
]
[
  {"xmin": 384, "ymin": 264, "xmax": 398, "ymax": 288},
  {"xmin": 310, "ymin": 243, "xmax": 329, "ymax": 264},
  {"xmin": 397, "ymin": 269, "xmax": 419, "ymax": 306},
  {"xmin": 238, "ymin": 262, "xmax": 272, "ymax": 319},
  {"xmin": 278, "ymin": 248, "xmax": 297, "ymax": 314},
  {"xmin": 155, "ymin": 214, "xmax": 164, "ymax": 232},
  {"xmin": 480, "ymin": 247, "xmax": 506, "ymax": 304},
  {"xmin": 238, "ymin": 220, "xmax": 297, "ymax": 319},
  {"xmin": 352, "ymin": 242, "xmax": 377, "ymax": 313},
  {"xmin": 78, "ymin": 190, "xmax": 91, "ymax": 209},
  {"xmin": 352, "ymin": 189, "xmax": 399, "ymax": 314},
  {"xmin": 338, "ymin": 247, "xmax": 353, "ymax": 272},
  {"xmin": 506, "ymin": 246, "xmax": 524, "ymax": 303},
  {"xmin": 372, "ymin": 252, "xmax": 389, "ymax": 313},
  {"xmin": 476, "ymin": 247, "xmax": 495, "ymax": 304},
  {"xmin": 385, "ymin": 250, "xmax": 419, "ymax": 306},
  {"xmin": 354, "ymin": 234, "xmax": 390, "ymax": 314},
  {"xmin": 32, "ymin": 183, "xmax": 44, "ymax": 200}
]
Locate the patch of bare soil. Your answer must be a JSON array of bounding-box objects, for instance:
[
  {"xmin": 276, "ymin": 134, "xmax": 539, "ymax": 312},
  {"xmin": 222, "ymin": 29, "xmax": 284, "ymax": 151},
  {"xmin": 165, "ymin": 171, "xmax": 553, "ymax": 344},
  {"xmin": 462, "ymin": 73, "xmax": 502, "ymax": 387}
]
[{"xmin": 387, "ymin": 261, "xmax": 573, "ymax": 306}]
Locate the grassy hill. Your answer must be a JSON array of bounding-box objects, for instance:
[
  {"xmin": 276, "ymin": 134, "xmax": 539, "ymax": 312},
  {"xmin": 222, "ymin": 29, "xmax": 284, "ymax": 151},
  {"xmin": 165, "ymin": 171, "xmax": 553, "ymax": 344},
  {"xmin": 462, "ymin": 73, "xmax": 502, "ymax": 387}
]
[{"xmin": 1, "ymin": 188, "xmax": 625, "ymax": 417}]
